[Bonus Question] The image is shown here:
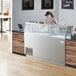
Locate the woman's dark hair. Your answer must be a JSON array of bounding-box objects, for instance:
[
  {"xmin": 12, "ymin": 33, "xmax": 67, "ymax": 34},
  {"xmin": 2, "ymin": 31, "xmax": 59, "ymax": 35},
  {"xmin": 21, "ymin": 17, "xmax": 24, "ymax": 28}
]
[{"xmin": 45, "ymin": 11, "xmax": 54, "ymax": 18}]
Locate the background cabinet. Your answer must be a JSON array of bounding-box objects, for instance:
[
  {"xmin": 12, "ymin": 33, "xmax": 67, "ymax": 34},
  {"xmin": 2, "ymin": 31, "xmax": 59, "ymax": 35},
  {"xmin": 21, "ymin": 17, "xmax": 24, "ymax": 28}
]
[
  {"xmin": 65, "ymin": 40, "xmax": 76, "ymax": 67},
  {"xmin": 12, "ymin": 31, "xmax": 25, "ymax": 55}
]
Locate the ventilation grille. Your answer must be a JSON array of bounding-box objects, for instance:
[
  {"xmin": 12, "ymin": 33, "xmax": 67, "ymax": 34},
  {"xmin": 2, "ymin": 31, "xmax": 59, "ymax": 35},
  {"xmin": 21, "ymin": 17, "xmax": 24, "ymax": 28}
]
[{"xmin": 26, "ymin": 47, "xmax": 33, "ymax": 56}]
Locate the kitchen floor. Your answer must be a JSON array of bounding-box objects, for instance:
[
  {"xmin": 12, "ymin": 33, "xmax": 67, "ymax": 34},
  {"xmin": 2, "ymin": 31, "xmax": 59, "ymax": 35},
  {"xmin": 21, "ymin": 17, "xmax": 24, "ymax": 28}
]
[{"xmin": 0, "ymin": 32, "xmax": 76, "ymax": 76}]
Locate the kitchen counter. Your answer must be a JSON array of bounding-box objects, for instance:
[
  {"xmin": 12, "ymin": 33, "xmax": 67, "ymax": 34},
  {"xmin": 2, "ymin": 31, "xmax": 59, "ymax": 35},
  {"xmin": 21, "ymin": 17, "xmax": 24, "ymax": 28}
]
[
  {"xmin": 12, "ymin": 30, "xmax": 25, "ymax": 55},
  {"xmin": 24, "ymin": 22, "xmax": 69, "ymax": 65},
  {"xmin": 66, "ymin": 35, "xmax": 76, "ymax": 41},
  {"xmin": 65, "ymin": 39, "xmax": 76, "ymax": 68},
  {"xmin": 12, "ymin": 30, "xmax": 24, "ymax": 33},
  {"xmin": 25, "ymin": 32, "xmax": 66, "ymax": 65},
  {"xmin": 25, "ymin": 32, "xmax": 66, "ymax": 39}
]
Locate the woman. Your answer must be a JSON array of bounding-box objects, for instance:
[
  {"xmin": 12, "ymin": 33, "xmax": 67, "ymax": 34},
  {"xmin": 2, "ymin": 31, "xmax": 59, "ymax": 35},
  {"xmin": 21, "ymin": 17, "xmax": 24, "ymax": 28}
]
[{"xmin": 45, "ymin": 11, "xmax": 57, "ymax": 25}]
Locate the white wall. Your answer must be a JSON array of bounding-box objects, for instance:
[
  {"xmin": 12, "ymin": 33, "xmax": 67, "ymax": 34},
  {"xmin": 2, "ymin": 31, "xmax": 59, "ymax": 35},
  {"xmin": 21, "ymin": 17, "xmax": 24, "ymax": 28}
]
[
  {"xmin": 59, "ymin": 0, "xmax": 76, "ymax": 26},
  {"xmin": 12, "ymin": 0, "xmax": 59, "ymax": 30},
  {"xmin": 12, "ymin": 0, "xmax": 76, "ymax": 30}
]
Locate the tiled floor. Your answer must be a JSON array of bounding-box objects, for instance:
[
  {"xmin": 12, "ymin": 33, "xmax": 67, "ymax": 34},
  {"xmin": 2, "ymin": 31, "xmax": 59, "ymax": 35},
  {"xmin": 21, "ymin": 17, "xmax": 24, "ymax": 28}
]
[{"xmin": 0, "ymin": 32, "xmax": 76, "ymax": 76}]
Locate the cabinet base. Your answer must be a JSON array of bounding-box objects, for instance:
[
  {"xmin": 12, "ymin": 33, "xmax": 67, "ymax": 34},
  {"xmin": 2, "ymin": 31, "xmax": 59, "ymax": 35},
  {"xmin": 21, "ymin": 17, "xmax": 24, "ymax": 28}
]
[
  {"xmin": 66, "ymin": 64, "xmax": 76, "ymax": 68},
  {"xmin": 12, "ymin": 51, "xmax": 26, "ymax": 56}
]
